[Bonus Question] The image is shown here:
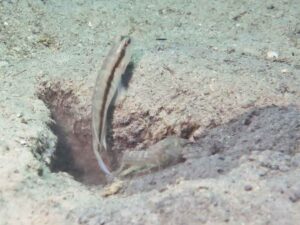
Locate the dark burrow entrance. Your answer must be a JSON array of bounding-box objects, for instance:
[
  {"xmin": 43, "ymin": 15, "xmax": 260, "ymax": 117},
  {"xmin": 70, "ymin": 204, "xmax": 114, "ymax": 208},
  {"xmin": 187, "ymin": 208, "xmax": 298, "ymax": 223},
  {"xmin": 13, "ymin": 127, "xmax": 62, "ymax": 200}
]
[
  {"xmin": 36, "ymin": 79, "xmax": 200, "ymax": 186},
  {"xmin": 37, "ymin": 80, "xmax": 109, "ymax": 185}
]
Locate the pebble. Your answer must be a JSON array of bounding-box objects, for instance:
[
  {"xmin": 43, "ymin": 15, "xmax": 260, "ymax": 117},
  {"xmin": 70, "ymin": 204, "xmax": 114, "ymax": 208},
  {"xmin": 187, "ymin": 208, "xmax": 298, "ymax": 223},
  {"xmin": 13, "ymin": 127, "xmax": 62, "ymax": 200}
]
[
  {"xmin": 244, "ymin": 185, "xmax": 253, "ymax": 191},
  {"xmin": 0, "ymin": 60, "xmax": 9, "ymax": 68},
  {"xmin": 266, "ymin": 51, "xmax": 279, "ymax": 59},
  {"xmin": 289, "ymin": 186, "xmax": 300, "ymax": 203}
]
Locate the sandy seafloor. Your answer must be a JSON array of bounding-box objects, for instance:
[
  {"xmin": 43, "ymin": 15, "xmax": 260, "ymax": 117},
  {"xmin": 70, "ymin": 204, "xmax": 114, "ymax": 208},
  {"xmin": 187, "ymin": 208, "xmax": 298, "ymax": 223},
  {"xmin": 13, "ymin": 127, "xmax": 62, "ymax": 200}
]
[{"xmin": 0, "ymin": 0, "xmax": 300, "ymax": 224}]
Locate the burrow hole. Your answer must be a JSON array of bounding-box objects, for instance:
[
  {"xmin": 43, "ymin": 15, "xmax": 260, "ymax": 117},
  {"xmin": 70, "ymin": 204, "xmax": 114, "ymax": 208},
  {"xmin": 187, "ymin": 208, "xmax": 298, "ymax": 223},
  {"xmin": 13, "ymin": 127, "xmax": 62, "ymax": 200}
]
[{"xmin": 37, "ymin": 80, "xmax": 199, "ymax": 185}]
